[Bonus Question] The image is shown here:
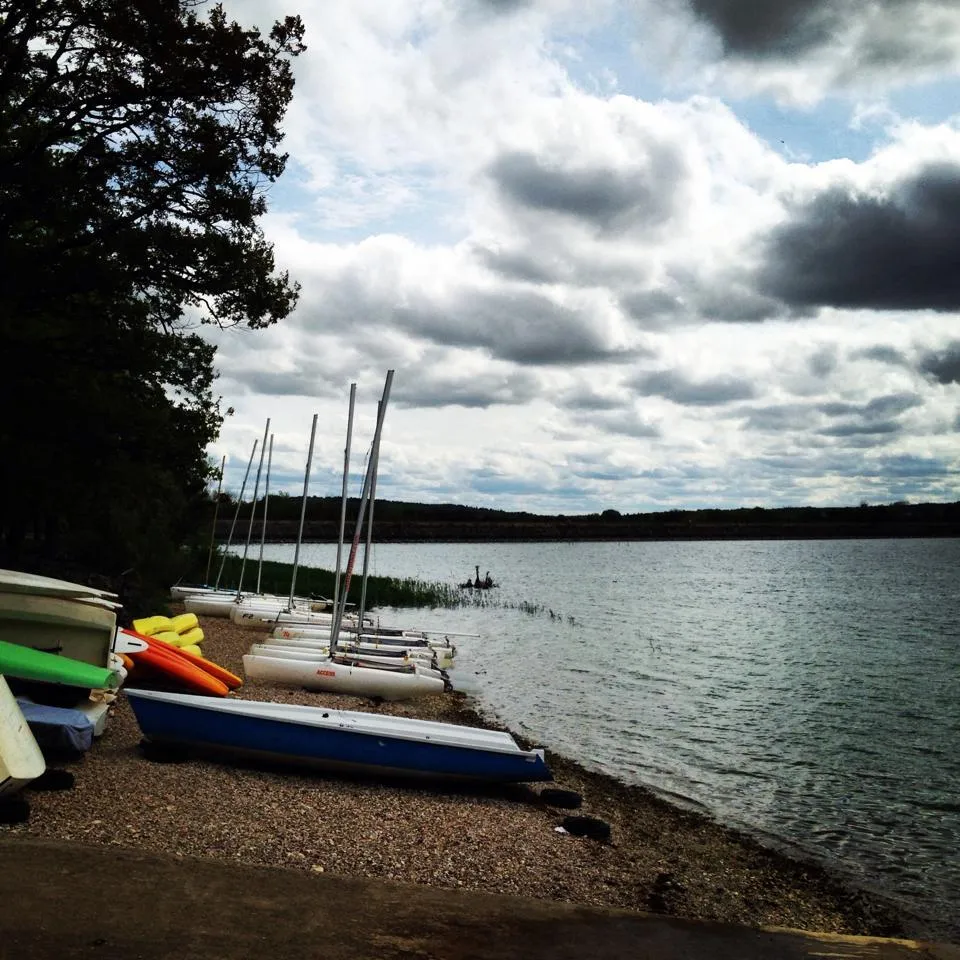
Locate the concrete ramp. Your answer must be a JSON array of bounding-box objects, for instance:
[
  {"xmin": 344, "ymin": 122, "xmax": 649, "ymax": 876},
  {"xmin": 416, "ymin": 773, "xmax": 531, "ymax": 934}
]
[{"xmin": 0, "ymin": 838, "xmax": 955, "ymax": 960}]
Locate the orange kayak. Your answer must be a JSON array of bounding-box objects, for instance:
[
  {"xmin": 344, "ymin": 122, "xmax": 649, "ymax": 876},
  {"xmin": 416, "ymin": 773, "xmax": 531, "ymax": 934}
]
[
  {"xmin": 126, "ymin": 636, "xmax": 228, "ymax": 698},
  {"xmin": 149, "ymin": 637, "xmax": 242, "ymax": 690}
]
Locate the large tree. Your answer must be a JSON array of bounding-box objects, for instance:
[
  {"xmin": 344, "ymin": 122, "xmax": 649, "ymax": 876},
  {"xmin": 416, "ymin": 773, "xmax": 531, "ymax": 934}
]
[{"xmin": 0, "ymin": 0, "xmax": 304, "ymax": 599}]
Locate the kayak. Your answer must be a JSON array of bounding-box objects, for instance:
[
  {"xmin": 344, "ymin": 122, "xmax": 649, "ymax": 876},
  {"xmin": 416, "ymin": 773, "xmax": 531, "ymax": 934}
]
[
  {"xmin": 127, "ymin": 641, "xmax": 228, "ymax": 698},
  {"xmin": 0, "ymin": 639, "xmax": 118, "ymax": 690}
]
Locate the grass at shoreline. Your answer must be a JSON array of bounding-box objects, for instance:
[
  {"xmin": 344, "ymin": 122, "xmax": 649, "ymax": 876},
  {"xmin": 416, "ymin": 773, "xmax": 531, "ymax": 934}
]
[{"xmin": 209, "ymin": 555, "xmax": 464, "ymax": 609}]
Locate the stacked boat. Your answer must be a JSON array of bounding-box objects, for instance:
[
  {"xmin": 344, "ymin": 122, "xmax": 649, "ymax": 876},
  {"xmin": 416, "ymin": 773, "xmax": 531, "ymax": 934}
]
[
  {"xmin": 0, "ymin": 568, "xmax": 127, "ymax": 805},
  {"xmin": 126, "ymin": 374, "xmax": 552, "ymax": 786}
]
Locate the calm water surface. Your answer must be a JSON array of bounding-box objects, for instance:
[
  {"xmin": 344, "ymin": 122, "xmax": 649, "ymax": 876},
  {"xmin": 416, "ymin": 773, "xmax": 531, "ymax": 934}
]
[{"xmin": 247, "ymin": 538, "xmax": 960, "ymax": 938}]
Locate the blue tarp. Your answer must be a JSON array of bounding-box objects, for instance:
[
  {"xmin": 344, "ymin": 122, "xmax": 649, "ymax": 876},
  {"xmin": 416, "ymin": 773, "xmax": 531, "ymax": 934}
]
[{"xmin": 15, "ymin": 698, "xmax": 94, "ymax": 754}]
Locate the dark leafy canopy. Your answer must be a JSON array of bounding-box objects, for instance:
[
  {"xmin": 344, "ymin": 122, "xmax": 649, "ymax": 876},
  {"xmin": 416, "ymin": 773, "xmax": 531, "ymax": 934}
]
[
  {"xmin": 0, "ymin": 0, "xmax": 304, "ymax": 605},
  {"xmin": 0, "ymin": 0, "xmax": 304, "ymax": 328}
]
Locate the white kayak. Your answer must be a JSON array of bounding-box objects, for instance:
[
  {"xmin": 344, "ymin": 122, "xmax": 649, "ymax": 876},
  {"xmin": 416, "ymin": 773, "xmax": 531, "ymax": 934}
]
[
  {"xmin": 247, "ymin": 644, "xmax": 446, "ymax": 681},
  {"xmin": 243, "ymin": 654, "xmax": 446, "ymax": 701}
]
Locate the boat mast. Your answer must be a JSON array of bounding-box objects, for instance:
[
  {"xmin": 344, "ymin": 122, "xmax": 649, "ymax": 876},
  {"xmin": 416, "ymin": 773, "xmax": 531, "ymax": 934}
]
[
  {"xmin": 214, "ymin": 438, "xmax": 259, "ymax": 590},
  {"xmin": 329, "ymin": 383, "xmax": 357, "ymax": 632},
  {"xmin": 356, "ymin": 402, "xmax": 381, "ymax": 631},
  {"xmin": 329, "ymin": 370, "xmax": 393, "ymax": 651},
  {"xmin": 255, "ymin": 434, "xmax": 274, "ymax": 596},
  {"xmin": 203, "ymin": 454, "xmax": 226, "ymax": 585},
  {"xmin": 288, "ymin": 414, "xmax": 318, "ymax": 612},
  {"xmin": 235, "ymin": 418, "xmax": 270, "ymax": 602}
]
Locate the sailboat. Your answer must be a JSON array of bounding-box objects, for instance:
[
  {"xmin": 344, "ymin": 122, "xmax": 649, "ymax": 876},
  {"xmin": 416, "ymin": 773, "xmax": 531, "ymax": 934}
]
[{"xmin": 243, "ymin": 374, "xmax": 449, "ymax": 701}]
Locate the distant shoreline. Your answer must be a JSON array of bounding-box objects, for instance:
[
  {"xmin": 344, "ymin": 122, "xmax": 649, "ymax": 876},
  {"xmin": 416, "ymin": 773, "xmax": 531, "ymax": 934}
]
[{"xmin": 216, "ymin": 499, "xmax": 960, "ymax": 544}]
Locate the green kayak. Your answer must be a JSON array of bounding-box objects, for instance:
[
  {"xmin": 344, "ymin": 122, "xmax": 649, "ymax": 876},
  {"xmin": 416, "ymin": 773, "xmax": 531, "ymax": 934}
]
[{"xmin": 0, "ymin": 640, "xmax": 117, "ymax": 690}]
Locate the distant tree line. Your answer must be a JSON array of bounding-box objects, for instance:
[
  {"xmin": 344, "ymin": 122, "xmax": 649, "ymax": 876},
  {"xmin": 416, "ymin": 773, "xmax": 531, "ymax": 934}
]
[{"xmin": 213, "ymin": 497, "xmax": 960, "ymax": 543}]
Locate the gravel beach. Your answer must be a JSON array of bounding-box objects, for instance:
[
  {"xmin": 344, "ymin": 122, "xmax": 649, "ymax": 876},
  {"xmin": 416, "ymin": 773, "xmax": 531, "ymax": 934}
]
[{"xmin": 5, "ymin": 611, "xmax": 913, "ymax": 938}]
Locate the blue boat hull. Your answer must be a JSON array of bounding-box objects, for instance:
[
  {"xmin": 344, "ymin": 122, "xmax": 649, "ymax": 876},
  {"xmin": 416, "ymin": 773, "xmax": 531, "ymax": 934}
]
[{"xmin": 127, "ymin": 695, "xmax": 552, "ymax": 784}]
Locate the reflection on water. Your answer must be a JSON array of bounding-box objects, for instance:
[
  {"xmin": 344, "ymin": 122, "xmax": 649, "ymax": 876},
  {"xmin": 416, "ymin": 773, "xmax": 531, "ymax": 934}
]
[{"xmin": 248, "ymin": 538, "xmax": 960, "ymax": 938}]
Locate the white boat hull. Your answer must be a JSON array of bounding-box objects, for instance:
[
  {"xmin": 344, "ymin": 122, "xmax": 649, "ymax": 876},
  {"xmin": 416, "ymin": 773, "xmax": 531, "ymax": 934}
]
[
  {"xmin": 247, "ymin": 645, "xmax": 446, "ymax": 680},
  {"xmin": 272, "ymin": 625, "xmax": 454, "ymax": 654},
  {"xmin": 0, "ymin": 676, "xmax": 45, "ymax": 797},
  {"xmin": 126, "ymin": 688, "xmax": 551, "ymax": 783},
  {"xmin": 0, "ymin": 590, "xmax": 116, "ymax": 668},
  {"xmin": 261, "ymin": 638, "xmax": 454, "ymax": 670},
  {"xmin": 242, "ymin": 654, "xmax": 446, "ymax": 701},
  {"xmin": 256, "ymin": 638, "xmax": 444, "ymax": 663}
]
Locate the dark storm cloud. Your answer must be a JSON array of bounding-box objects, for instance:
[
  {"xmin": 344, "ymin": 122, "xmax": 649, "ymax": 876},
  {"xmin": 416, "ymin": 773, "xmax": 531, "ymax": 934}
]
[
  {"xmin": 620, "ymin": 277, "xmax": 781, "ymax": 329},
  {"xmin": 683, "ymin": 1, "xmax": 960, "ymax": 73},
  {"xmin": 474, "ymin": 245, "xmax": 563, "ymax": 285},
  {"xmin": 687, "ymin": 0, "xmax": 838, "ymax": 58},
  {"xmin": 557, "ymin": 387, "xmax": 624, "ymax": 412},
  {"xmin": 394, "ymin": 289, "xmax": 639, "ymax": 366},
  {"xmin": 851, "ymin": 345, "xmax": 910, "ymax": 366},
  {"xmin": 759, "ymin": 163, "xmax": 960, "ymax": 312},
  {"xmin": 743, "ymin": 404, "xmax": 818, "ymax": 432},
  {"xmin": 819, "ymin": 420, "xmax": 902, "ymax": 437},
  {"xmin": 488, "ymin": 146, "xmax": 684, "ymax": 232},
  {"xmin": 619, "ymin": 290, "xmax": 686, "ymax": 329},
  {"xmin": 569, "ymin": 409, "xmax": 661, "ymax": 439},
  {"xmin": 807, "ymin": 346, "xmax": 837, "ymax": 379},
  {"xmin": 475, "ymin": 0, "xmax": 531, "ymax": 11},
  {"xmin": 818, "ymin": 392, "xmax": 923, "ymax": 419},
  {"xmin": 918, "ymin": 341, "xmax": 960, "ymax": 384},
  {"xmin": 393, "ymin": 369, "xmax": 540, "ymax": 409},
  {"xmin": 629, "ymin": 369, "xmax": 756, "ymax": 406},
  {"xmin": 222, "ymin": 364, "xmax": 333, "ymax": 398},
  {"xmin": 815, "ymin": 392, "xmax": 920, "ymax": 442}
]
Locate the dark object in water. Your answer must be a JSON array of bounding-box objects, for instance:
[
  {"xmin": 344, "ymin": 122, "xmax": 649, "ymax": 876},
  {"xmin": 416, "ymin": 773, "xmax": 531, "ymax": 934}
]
[
  {"xmin": 460, "ymin": 565, "xmax": 497, "ymax": 589},
  {"xmin": 561, "ymin": 814, "xmax": 611, "ymax": 841},
  {"xmin": 539, "ymin": 787, "xmax": 583, "ymax": 809}
]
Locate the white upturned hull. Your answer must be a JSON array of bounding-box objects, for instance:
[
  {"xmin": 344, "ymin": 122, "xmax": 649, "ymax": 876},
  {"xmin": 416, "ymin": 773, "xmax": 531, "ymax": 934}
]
[
  {"xmin": 258, "ymin": 637, "xmax": 447, "ymax": 665},
  {"xmin": 0, "ymin": 589, "xmax": 117, "ymax": 668},
  {"xmin": 169, "ymin": 584, "xmax": 214, "ymax": 602},
  {"xmin": 232, "ymin": 608, "xmax": 367, "ymax": 630},
  {"xmin": 247, "ymin": 645, "xmax": 445, "ymax": 680},
  {"xmin": 184, "ymin": 593, "xmax": 237, "ymax": 617},
  {"xmin": 272, "ymin": 625, "xmax": 454, "ymax": 655},
  {"xmin": 242, "ymin": 654, "xmax": 446, "ymax": 701},
  {"xmin": 0, "ymin": 676, "xmax": 45, "ymax": 798}
]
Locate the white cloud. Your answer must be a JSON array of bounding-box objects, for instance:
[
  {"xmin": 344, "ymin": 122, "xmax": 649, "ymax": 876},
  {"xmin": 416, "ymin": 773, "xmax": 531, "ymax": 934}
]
[{"xmin": 200, "ymin": 0, "xmax": 960, "ymax": 511}]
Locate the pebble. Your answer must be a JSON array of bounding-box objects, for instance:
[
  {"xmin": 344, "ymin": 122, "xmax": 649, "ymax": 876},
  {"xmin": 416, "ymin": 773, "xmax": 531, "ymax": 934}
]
[{"xmin": 0, "ymin": 609, "xmax": 908, "ymax": 940}]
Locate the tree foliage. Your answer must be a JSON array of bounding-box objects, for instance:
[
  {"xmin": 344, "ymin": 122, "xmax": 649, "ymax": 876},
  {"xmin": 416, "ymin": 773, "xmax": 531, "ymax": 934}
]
[{"xmin": 0, "ymin": 0, "xmax": 304, "ymax": 603}]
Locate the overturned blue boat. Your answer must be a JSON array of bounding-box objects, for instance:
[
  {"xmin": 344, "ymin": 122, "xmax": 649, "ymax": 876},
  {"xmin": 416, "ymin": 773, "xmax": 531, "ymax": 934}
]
[{"xmin": 126, "ymin": 689, "xmax": 552, "ymax": 784}]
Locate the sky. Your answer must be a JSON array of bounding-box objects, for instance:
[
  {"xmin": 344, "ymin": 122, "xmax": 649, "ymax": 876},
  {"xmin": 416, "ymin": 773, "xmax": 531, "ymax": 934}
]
[{"xmin": 202, "ymin": 0, "xmax": 960, "ymax": 514}]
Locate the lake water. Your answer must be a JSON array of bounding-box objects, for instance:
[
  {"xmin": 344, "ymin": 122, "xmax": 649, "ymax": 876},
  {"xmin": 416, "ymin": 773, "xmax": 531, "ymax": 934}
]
[{"xmin": 240, "ymin": 538, "xmax": 960, "ymax": 938}]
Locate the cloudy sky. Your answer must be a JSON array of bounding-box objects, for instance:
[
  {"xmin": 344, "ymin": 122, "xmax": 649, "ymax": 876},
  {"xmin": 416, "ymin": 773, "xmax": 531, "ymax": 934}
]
[{"xmin": 204, "ymin": 0, "xmax": 960, "ymax": 514}]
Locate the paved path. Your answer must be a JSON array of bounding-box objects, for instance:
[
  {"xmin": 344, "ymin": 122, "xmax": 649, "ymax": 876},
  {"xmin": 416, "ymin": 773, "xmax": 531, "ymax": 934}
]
[{"xmin": 1, "ymin": 838, "xmax": 956, "ymax": 960}]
